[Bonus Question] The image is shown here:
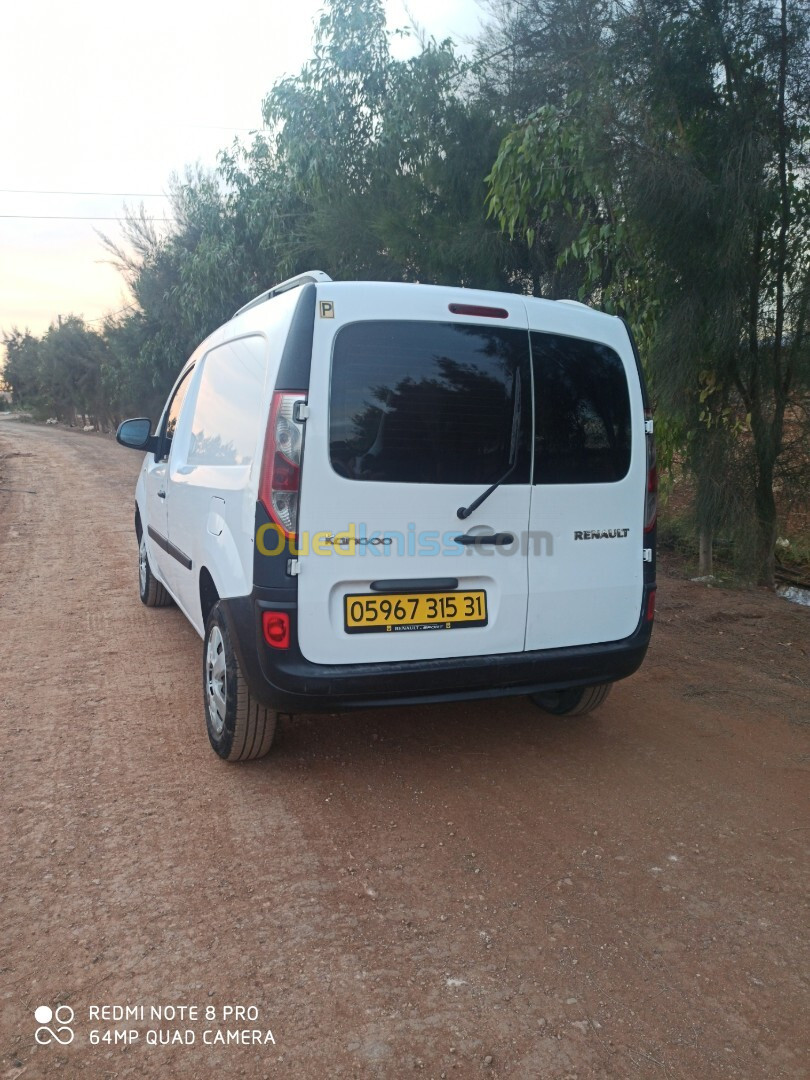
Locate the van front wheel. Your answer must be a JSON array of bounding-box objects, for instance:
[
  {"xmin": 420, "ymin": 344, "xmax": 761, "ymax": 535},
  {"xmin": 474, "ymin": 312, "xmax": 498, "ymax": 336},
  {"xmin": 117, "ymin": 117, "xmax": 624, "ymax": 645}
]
[
  {"xmin": 203, "ymin": 603, "xmax": 277, "ymax": 761},
  {"xmin": 530, "ymin": 683, "xmax": 612, "ymax": 717},
  {"xmin": 139, "ymin": 533, "xmax": 172, "ymax": 608}
]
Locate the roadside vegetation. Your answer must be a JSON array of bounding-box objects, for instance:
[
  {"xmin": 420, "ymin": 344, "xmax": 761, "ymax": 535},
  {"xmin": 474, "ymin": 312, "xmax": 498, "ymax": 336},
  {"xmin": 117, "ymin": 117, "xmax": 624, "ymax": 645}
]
[{"xmin": 2, "ymin": 0, "xmax": 808, "ymax": 586}]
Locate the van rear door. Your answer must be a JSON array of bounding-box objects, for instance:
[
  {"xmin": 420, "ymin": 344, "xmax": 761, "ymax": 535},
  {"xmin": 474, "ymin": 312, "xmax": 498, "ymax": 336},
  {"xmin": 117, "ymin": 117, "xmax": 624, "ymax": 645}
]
[
  {"xmin": 524, "ymin": 305, "xmax": 645, "ymax": 649},
  {"xmin": 295, "ymin": 284, "xmax": 532, "ymax": 666}
]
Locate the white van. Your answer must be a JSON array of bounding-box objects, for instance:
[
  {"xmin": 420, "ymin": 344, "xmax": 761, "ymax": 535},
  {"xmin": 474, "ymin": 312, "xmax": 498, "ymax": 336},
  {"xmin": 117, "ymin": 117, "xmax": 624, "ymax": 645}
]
[{"xmin": 117, "ymin": 272, "xmax": 657, "ymax": 761}]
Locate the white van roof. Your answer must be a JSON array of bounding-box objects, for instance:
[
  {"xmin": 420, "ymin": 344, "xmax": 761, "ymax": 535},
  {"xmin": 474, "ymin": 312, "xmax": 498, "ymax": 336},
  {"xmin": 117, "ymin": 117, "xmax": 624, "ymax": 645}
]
[{"xmin": 232, "ymin": 270, "xmax": 332, "ymax": 319}]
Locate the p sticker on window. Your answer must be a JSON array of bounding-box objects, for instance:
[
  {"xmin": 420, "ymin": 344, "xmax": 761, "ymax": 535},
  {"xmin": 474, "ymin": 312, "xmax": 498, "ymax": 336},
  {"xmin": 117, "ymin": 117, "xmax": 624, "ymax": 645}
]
[{"xmin": 319, "ymin": 300, "xmax": 335, "ymax": 319}]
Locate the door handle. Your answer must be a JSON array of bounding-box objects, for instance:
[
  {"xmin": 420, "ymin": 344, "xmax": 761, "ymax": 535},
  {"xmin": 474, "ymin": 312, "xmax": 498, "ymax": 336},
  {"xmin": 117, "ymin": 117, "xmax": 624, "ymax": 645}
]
[
  {"xmin": 157, "ymin": 489, "xmax": 166, "ymax": 499},
  {"xmin": 454, "ymin": 533, "xmax": 514, "ymax": 546}
]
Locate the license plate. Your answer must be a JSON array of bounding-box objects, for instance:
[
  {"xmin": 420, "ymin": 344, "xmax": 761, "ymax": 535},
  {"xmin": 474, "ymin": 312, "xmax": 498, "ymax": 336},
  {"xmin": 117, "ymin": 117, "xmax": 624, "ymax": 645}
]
[{"xmin": 344, "ymin": 590, "xmax": 488, "ymax": 634}]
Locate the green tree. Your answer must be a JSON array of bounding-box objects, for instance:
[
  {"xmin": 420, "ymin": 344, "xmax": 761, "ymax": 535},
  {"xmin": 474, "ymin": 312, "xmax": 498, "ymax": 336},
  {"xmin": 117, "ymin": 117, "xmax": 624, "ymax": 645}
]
[
  {"xmin": 102, "ymin": 0, "xmax": 544, "ymax": 419},
  {"xmin": 2, "ymin": 329, "xmax": 43, "ymax": 409},
  {"xmin": 486, "ymin": 0, "xmax": 810, "ymax": 584},
  {"xmin": 3, "ymin": 318, "xmax": 114, "ymax": 426},
  {"xmin": 249, "ymin": 0, "xmax": 540, "ymax": 286}
]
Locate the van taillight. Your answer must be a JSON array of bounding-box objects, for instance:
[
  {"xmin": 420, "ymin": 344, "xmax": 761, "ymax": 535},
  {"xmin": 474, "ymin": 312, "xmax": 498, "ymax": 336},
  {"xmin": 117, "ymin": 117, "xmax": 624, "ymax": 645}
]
[
  {"xmin": 259, "ymin": 391, "xmax": 306, "ymax": 539},
  {"xmin": 644, "ymin": 409, "xmax": 657, "ymax": 532}
]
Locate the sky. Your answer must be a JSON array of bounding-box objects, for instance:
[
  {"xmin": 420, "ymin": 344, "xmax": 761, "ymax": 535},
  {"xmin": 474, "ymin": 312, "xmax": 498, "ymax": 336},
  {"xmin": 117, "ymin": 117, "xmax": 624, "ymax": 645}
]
[{"xmin": 0, "ymin": 0, "xmax": 485, "ymax": 340}]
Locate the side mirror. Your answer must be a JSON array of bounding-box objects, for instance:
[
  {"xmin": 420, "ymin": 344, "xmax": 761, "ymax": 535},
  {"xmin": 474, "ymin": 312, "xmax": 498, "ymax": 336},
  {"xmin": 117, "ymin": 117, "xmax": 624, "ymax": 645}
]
[{"xmin": 116, "ymin": 418, "xmax": 159, "ymax": 453}]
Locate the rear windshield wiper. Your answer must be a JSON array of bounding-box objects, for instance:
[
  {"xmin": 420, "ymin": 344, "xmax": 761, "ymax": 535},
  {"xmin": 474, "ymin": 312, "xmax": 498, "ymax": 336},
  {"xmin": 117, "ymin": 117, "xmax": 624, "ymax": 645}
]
[{"xmin": 457, "ymin": 369, "xmax": 522, "ymax": 520}]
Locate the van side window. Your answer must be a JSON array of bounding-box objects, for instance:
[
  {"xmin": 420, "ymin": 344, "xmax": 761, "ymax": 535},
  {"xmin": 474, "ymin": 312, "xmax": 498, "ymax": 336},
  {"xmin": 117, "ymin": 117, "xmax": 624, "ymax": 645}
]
[
  {"xmin": 330, "ymin": 321, "xmax": 531, "ymax": 485},
  {"xmin": 161, "ymin": 366, "xmax": 194, "ymax": 461},
  {"xmin": 188, "ymin": 337, "xmax": 268, "ymax": 467},
  {"xmin": 531, "ymin": 332, "xmax": 631, "ymax": 484}
]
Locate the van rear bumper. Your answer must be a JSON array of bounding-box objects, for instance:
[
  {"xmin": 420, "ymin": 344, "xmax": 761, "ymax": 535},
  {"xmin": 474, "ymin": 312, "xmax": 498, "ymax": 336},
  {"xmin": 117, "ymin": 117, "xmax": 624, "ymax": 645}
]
[{"xmin": 219, "ymin": 586, "xmax": 655, "ymax": 713}]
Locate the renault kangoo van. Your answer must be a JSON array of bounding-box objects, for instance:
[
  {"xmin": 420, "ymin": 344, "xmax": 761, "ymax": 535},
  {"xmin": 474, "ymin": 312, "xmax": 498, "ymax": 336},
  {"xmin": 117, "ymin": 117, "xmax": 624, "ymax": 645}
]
[{"xmin": 117, "ymin": 272, "xmax": 657, "ymax": 761}]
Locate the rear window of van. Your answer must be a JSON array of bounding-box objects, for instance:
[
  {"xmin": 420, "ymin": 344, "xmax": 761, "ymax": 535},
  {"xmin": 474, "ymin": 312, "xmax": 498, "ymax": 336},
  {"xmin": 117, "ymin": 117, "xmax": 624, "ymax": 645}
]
[
  {"xmin": 330, "ymin": 321, "xmax": 531, "ymax": 485},
  {"xmin": 531, "ymin": 332, "xmax": 631, "ymax": 484}
]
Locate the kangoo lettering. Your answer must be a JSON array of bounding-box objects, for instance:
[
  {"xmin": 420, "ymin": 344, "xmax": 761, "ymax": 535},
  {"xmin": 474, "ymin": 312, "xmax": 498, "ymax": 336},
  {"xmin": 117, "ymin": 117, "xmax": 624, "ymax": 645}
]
[{"xmin": 324, "ymin": 535, "xmax": 392, "ymax": 546}]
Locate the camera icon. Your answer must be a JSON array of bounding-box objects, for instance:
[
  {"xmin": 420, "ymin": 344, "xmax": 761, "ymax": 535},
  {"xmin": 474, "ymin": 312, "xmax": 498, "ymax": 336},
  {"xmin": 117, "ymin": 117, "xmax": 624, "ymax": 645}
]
[{"xmin": 34, "ymin": 1004, "xmax": 75, "ymax": 1045}]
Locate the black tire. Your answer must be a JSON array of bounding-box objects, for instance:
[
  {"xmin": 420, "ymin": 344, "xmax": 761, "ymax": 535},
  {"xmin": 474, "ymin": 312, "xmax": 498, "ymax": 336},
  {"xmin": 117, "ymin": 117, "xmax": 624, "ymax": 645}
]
[
  {"xmin": 203, "ymin": 601, "xmax": 277, "ymax": 761},
  {"xmin": 139, "ymin": 532, "xmax": 172, "ymax": 608},
  {"xmin": 530, "ymin": 682, "xmax": 613, "ymax": 716}
]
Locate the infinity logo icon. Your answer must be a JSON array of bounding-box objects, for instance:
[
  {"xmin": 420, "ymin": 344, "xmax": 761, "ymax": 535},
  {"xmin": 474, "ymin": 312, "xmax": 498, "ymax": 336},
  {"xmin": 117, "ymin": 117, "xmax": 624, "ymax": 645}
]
[{"xmin": 34, "ymin": 1004, "xmax": 75, "ymax": 1045}]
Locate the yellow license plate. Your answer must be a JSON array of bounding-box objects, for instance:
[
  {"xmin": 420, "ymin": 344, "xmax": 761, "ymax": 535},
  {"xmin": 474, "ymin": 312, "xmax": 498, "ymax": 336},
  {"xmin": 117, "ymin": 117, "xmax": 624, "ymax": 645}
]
[{"xmin": 344, "ymin": 591, "xmax": 488, "ymax": 634}]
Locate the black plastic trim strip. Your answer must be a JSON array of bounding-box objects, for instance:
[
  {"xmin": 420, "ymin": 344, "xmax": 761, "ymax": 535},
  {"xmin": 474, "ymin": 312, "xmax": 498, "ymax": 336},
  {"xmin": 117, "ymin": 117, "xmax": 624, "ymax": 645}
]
[
  {"xmin": 147, "ymin": 525, "xmax": 192, "ymax": 570},
  {"xmin": 619, "ymin": 319, "xmax": 657, "ymax": 581},
  {"xmin": 369, "ymin": 578, "xmax": 459, "ymax": 593},
  {"xmin": 275, "ymin": 283, "xmax": 317, "ymax": 391},
  {"xmin": 618, "ymin": 316, "xmax": 650, "ymax": 410}
]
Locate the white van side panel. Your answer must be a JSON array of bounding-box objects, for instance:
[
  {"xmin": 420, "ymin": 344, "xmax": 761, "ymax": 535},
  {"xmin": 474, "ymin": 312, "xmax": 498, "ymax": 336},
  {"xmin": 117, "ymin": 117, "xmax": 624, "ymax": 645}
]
[
  {"xmin": 137, "ymin": 355, "xmax": 204, "ymax": 607},
  {"xmin": 163, "ymin": 289, "xmax": 305, "ymax": 632}
]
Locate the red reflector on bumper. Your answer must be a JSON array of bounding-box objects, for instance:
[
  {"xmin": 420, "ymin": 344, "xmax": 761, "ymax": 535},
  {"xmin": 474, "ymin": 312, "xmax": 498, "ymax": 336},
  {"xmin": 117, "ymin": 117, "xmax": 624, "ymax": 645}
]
[
  {"xmin": 262, "ymin": 611, "xmax": 290, "ymax": 649},
  {"xmin": 645, "ymin": 589, "xmax": 656, "ymax": 622}
]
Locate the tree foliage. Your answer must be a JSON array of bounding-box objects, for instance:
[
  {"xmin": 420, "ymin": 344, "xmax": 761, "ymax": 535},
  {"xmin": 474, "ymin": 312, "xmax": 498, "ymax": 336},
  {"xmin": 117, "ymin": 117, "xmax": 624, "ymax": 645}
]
[
  {"xmin": 486, "ymin": 0, "xmax": 810, "ymax": 584},
  {"xmin": 2, "ymin": 317, "xmax": 114, "ymax": 426}
]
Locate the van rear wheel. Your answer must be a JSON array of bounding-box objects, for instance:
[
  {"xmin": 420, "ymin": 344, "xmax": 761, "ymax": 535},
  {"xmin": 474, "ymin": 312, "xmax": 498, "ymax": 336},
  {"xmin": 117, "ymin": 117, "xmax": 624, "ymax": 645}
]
[
  {"xmin": 203, "ymin": 602, "xmax": 277, "ymax": 761},
  {"xmin": 530, "ymin": 683, "xmax": 612, "ymax": 716}
]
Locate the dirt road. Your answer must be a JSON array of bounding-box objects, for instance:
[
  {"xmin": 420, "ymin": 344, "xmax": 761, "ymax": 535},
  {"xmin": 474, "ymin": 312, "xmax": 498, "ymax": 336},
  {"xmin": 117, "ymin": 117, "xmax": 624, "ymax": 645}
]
[{"xmin": 1, "ymin": 421, "xmax": 808, "ymax": 1079}]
